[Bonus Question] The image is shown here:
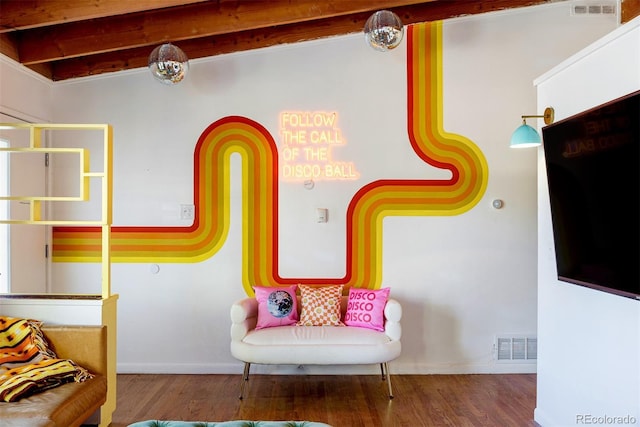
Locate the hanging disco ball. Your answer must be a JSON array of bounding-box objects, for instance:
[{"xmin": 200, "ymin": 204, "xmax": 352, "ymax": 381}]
[
  {"xmin": 364, "ymin": 10, "xmax": 404, "ymax": 52},
  {"xmin": 148, "ymin": 43, "xmax": 189, "ymax": 85}
]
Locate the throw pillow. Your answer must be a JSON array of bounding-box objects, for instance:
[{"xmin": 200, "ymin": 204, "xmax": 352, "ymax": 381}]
[
  {"xmin": 344, "ymin": 287, "xmax": 390, "ymax": 331},
  {"xmin": 254, "ymin": 285, "xmax": 299, "ymax": 329},
  {"xmin": 297, "ymin": 284, "xmax": 344, "ymax": 326},
  {"xmin": 0, "ymin": 317, "xmax": 56, "ymax": 372}
]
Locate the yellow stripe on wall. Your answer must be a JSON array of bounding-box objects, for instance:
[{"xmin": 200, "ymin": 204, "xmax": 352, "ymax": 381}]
[{"xmin": 52, "ymin": 22, "xmax": 487, "ymax": 296}]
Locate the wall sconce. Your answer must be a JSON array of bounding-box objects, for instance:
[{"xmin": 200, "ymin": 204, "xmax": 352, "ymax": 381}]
[
  {"xmin": 364, "ymin": 10, "xmax": 404, "ymax": 51},
  {"xmin": 510, "ymin": 107, "xmax": 555, "ymax": 148},
  {"xmin": 148, "ymin": 43, "xmax": 189, "ymax": 85}
]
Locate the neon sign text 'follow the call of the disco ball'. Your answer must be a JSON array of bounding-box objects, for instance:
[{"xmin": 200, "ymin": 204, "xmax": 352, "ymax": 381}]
[{"xmin": 279, "ymin": 111, "xmax": 360, "ymax": 181}]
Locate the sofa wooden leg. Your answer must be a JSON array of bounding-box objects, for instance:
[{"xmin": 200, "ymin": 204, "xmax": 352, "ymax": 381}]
[
  {"xmin": 239, "ymin": 362, "xmax": 251, "ymax": 400},
  {"xmin": 382, "ymin": 362, "xmax": 394, "ymax": 399}
]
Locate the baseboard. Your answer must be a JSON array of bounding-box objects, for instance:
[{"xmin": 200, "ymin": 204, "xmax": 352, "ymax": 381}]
[
  {"xmin": 117, "ymin": 361, "xmax": 537, "ymax": 375},
  {"xmin": 391, "ymin": 362, "xmax": 537, "ymax": 375},
  {"xmin": 117, "ymin": 362, "xmax": 242, "ymax": 374}
]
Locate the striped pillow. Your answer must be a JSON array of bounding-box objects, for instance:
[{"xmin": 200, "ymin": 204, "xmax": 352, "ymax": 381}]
[{"xmin": 0, "ymin": 317, "xmax": 56, "ymax": 372}]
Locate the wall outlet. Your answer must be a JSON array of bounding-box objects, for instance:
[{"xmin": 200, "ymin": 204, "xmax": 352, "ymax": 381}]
[{"xmin": 180, "ymin": 204, "xmax": 194, "ymax": 220}]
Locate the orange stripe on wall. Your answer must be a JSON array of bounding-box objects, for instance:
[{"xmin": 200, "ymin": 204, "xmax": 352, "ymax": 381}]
[{"xmin": 52, "ymin": 22, "xmax": 487, "ymax": 295}]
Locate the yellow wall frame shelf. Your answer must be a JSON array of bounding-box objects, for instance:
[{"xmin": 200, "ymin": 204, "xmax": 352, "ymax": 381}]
[{"xmin": 0, "ymin": 122, "xmax": 117, "ymax": 427}]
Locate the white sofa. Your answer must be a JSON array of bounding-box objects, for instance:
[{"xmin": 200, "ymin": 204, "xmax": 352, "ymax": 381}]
[{"xmin": 230, "ymin": 295, "xmax": 402, "ymax": 399}]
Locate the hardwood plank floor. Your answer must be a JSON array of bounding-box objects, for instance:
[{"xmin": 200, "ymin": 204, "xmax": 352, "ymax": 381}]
[{"xmin": 112, "ymin": 374, "xmax": 538, "ymax": 427}]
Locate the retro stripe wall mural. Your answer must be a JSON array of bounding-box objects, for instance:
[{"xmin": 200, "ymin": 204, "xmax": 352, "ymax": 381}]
[{"xmin": 51, "ymin": 21, "xmax": 488, "ymax": 296}]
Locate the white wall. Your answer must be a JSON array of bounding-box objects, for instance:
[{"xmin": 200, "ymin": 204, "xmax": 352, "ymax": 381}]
[
  {"xmin": 0, "ymin": 3, "xmax": 618, "ymax": 376},
  {"xmin": 534, "ymin": 17, "xmax": 640, "ymax": 427},
  {"xmin": 0, "ymin": 58, "xmax": 52, "ymax": 123}
]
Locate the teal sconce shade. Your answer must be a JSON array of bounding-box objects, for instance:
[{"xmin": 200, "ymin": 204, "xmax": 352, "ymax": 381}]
[
  {"xmin": 510, "ymin": 123, "xmax": 542, "ymax": 148},
  {"xmin": 510, "ymin": 107, "xmax": 555, "ymax": 148}
]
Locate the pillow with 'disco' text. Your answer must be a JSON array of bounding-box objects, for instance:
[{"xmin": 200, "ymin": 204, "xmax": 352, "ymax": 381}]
[{"xmin": 344, "ymin": 287, "xmax": 390, "ymax": 331}]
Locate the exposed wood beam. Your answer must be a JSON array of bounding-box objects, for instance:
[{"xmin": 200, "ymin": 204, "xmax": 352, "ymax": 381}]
[
  {"xmin": 46, "ymin": 0, "xmax": 551, "ymax": 81},
  {"xmin": 621, "ymin": 0, "xmax": 640, "ymax": 23},
  {"xmin": 0, "ymin": 32, "xmax": 19, "ymax": 62},
  {"xmin": 0, "ymin": 0, "xmax": 209, "ymax": 31},
  {"xmin": 14, "ymin": 0, "xmax": 433, "ymax": 64},
  {"xmin": 0, "ymin": 0, "xmax": 564, "ymax": 82}
]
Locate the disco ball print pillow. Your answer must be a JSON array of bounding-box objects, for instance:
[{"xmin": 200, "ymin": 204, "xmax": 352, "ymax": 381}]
[{"xmin": 254, "ymin": 285, "xmax": 299, "ymax": 330}]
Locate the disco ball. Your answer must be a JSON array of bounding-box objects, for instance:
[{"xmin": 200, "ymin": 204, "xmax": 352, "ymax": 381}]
[
  {"xmin": 364, "ymin": 10, "xmax": 404, "ymax": 52},
  {"xmin": 148, "ymin": 43, "xmax": 189, "ymax": 85}
]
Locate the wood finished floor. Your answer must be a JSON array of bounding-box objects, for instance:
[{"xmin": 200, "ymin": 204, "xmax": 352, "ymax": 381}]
[{"xmin": 112, "ymin": 373, "xmax": 538, "ymax": 427}]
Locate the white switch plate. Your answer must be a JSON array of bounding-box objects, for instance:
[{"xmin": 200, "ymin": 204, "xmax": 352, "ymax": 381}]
[
  {"xmin": 317, "ymin": 208, "xmax": 328, "ymax": 223},
  {"xmin": 180, "ymin": 204, "xmax": 195, "ymax": 220}
]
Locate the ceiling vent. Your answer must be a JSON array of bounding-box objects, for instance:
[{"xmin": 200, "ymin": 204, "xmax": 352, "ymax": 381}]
[{"xmin": 571, "ymin": 3, "xmax": 617, "ymax": 15}]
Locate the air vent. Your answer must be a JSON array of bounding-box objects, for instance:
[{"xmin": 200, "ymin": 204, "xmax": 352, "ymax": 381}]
[
  {"xmin": 571, "ymin": 3, "xmax": 617, "ymax": 15},
  {"xmin": 495, "ymin": 335, "xmax": 537, "ymax": 362}
]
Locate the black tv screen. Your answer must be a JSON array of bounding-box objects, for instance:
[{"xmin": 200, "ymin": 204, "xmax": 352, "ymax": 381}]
[{"xmin": 542, "ymin": 90, "xmax": 640, "ymax": 300}]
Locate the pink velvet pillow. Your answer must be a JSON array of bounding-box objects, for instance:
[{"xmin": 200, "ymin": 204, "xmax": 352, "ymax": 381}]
[
  {"xmin": 254, "ymin": 285, "xmax": 299, "ymax": 330},
  {"xmin": 344, "ymin": 287, "xmax": 390, "ymax": 331}
]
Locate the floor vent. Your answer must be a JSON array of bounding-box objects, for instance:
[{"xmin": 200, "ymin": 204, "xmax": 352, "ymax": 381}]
[
  {"xmin": 495, "ymin": 336, "xmax": 537, "ymax": 362},
  {"xmin": 572, "ymin": 3, "xmax": 617, "ymax": 16}
]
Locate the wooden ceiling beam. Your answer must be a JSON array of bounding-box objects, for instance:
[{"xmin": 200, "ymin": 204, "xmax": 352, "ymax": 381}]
[
  {"xmin": 0, "ymin": 33, "xmax": 19, "ymax": 62},
  {"xmin": 14, "ymin": 0, "xmax": 433, "ymax": 65},
  {"xmin": 0, "ymin": 0, "xmax": 209, "ymax": 31},
  {"xmin": 47, "ymin": 0, "xmax": 551, "ymax": 81},
  {"xmin": 621, "ymin": 0, "xmax": 640, "ymax": 23}
]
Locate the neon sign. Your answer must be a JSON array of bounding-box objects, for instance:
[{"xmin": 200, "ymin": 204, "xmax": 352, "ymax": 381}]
[{"xmin": 279, "ymin": 111, "xmax": 360, "ymax": 181}]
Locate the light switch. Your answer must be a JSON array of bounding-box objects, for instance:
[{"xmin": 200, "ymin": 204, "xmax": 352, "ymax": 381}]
[
  {"xmin": 317, "ymin": 208, "xmax": 328, "ymax": 223},
  {"xmin": 180, "ymin": 204, "xmax": 195, "ymax": 220}
]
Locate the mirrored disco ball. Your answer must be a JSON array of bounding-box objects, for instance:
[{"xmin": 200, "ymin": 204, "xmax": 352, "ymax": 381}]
[
  {"xmin": 148, "ymin": 43, "xmax": 189, "ymax": 85},
  {"xmin": 364, "ymin": 10, "xmax": 404, "ymax": 51}
]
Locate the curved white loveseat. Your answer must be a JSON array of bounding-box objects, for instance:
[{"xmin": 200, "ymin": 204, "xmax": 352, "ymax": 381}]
[{"xmin": 230, "ymin": 295, "xmax": 402, "ymax": 399}]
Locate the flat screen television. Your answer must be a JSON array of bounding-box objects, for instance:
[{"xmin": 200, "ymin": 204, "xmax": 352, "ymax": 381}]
[{"xmin": 542, "ymin": 90, "xmax": 640, "ymax": 300}]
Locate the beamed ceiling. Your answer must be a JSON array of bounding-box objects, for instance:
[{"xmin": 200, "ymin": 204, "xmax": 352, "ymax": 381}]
[{"xmin": 0, "ymin": 0, "xmax": 638, "ymax": 82}]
